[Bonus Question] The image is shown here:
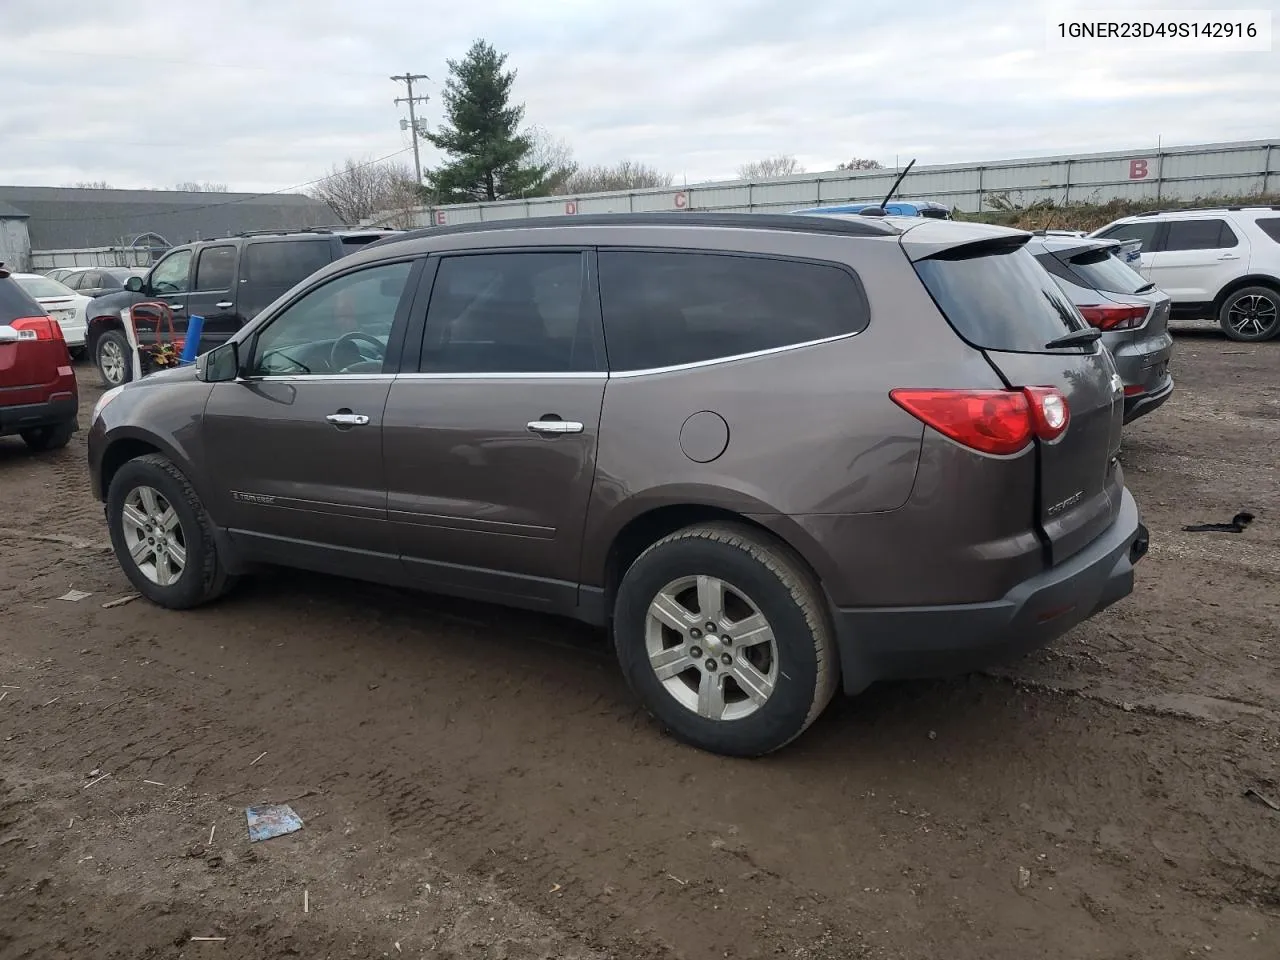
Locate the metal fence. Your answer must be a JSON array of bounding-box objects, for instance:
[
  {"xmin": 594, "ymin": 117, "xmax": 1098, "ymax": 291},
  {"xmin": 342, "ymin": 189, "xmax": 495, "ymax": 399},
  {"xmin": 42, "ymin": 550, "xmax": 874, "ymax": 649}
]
[{"xmin": 375, "ymin": 138, "xmax": 1279, "ymax": 229}]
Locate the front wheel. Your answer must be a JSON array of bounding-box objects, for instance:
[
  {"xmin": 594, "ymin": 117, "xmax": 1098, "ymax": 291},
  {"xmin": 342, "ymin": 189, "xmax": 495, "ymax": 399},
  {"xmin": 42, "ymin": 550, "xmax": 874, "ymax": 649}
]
[
  {"xmin": 95, "ymin": 329, "xmax": 133, "ymax": 387},
  {"xmin": 1218, "ymin": 286, "xmax": 1280, "ymax": 342},
  {"xmin": 106, "ymin": 453, "xmax": 236, "ymax": 609},
  {"xmin": 613, "ymin": 524, "xmax": 838, "ymax": 757}
]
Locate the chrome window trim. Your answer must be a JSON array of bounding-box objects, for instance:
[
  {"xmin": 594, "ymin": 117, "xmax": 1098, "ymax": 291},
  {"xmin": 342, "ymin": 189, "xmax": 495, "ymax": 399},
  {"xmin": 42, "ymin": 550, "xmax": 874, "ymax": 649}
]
[{"xmin": 606, "ymin": 329, "xmax": 859, "ymax": 378}]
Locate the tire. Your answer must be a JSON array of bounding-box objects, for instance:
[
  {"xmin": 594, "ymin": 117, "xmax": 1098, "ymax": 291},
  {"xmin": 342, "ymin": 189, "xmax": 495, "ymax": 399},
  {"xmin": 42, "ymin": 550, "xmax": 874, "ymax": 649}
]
[
  {"xmin": 105, "ymin": 453, "xmax": 236, "ymax": 609},
  {"xmin": 21, "ymin": 421, "xmax": 75, "ymax": 452},
  {"xmin": 1218, "ymin": 285, "xmax": 1280, "ymax": 342},
  {"xmin": 69, "ymin": 346, "xmax": 88, "ymax": 362},
  {"xmin": 95, "ymin": 328, "xmax": 132, "ymax": 387},
  {"xmin": 613, "ymin": 523, "xmax": 838, "ymax": 757}
]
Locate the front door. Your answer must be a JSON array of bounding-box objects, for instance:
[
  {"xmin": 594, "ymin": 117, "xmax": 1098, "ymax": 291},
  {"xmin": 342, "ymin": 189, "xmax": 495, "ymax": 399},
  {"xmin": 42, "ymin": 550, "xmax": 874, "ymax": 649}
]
[
  {"xmin": 383, "ymin": 251, "xmax": 605, "ymax": 613},
  {"xmin": 202, "ymin": 258, "xmax": 420, "ymax": 580},
  {"xmin": 186, "ymin": 244, "xmax": 242, "ymax": 354},
  {"xmin": 143, "ymin": 248, "xmax": 192, "ymax": 339}
]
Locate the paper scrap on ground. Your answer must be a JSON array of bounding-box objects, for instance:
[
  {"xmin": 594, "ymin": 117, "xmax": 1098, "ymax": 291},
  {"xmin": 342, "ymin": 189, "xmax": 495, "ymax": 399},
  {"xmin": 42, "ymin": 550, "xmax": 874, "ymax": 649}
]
[
  {"xmin": 246, "ymin": 804, "xmax": 304, "ymax": 843},
  {"xmin": 57, "ymin": 589, "xmax": 93, "ymax": 602}
]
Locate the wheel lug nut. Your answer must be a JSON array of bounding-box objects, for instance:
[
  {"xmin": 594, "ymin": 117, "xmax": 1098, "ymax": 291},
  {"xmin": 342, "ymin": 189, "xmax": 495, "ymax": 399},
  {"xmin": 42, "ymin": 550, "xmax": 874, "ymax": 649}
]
[
  {"xmin": 690, "ymin": 627, "xmax": 702, "ymax": 639},
  {"xmin": 705, "ymin": 659, "xmax": 717, "ymax": 671},
  {"xmin": 705, "ymin": 622, "xmax": 716, "ymax": 632},
  {"xmin": 690, "ymin": 647, "xmax": 702, "ymax": 658},
  {"xmin": 721, "ymin": 653, "xmax": 732, "ymax": 665}
]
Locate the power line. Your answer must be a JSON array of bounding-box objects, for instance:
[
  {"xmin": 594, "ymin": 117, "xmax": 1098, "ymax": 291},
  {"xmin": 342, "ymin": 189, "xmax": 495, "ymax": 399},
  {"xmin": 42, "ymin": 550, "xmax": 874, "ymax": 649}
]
[
  {"xmin": 391, "ymin": 72, "xmax": 431, "ymax": 186},
  {"xmin": 29, "ymin": 147, "xmax": 414, "ymax": 223}
]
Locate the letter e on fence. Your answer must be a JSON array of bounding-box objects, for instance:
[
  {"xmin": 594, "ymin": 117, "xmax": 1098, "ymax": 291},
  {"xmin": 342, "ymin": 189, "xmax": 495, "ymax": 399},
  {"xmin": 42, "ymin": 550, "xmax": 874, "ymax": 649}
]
[
  {"xmin": 1129, "ymin": 159, "xmax": 1150, "ymax": 180},
  {"xmin": 673, "ymin": 192, "xmax": 688, "ymax": 209},
  {"xmin": 434, "ymin": 210, "xmax": 447, "ymax": 225},
  {"xmin": 565, "ymin": 200, "xmax": 578, "ymax": 215}
]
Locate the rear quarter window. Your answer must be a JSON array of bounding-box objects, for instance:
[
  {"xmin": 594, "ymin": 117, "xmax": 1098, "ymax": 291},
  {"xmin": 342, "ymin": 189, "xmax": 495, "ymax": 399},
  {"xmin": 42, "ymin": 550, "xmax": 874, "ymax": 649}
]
[
  {"xmin": 242, "ymin": 240, "xmax": 333, "ymax": 285},
  {"xmin": 597, "ymin": 251, "xmax": 868, "ymax": 372},
  {"xmin": 0, "ymin": 277, "xmax": 48, "ymax": 324},
  {"xmin": 1255, "ymin": 218, "xmax": 1280, "ymax": 243},
  {"xmin": 914, "ymin": 243, "xmax": 1082, "ymax": 353},
  {"xmin": 1061, "ymin": 248, "xmax": 1152, "ymax": 296}
]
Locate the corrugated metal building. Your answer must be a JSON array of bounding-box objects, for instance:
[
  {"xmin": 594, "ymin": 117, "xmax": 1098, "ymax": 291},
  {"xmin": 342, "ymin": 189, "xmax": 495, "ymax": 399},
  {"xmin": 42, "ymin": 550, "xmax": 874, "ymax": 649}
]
[{"xmin": 377, "ymin": 138, "xmax": 1280, "ymax": 228}]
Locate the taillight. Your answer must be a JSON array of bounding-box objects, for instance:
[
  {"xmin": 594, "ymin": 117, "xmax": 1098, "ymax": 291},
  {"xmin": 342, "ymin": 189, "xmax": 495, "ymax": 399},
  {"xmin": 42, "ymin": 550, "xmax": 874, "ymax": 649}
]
[
  {"xmin": 890, "ymin": 387, "xmax": 1070, "ymax": 456},
  {"xmin": 1077, "ymin": 305, "xmax": 1148, "ymax": 331},
  {"xmin": 9, "ymin": 316, "xmax": 61, "ymax": 341}
]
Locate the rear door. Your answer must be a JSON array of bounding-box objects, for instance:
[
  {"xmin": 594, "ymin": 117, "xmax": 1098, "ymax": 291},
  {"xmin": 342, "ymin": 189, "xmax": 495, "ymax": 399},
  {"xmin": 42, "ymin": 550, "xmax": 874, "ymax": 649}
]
[
  {"xmin": 185, "ymin": 244, "xmax": 241, "ymax": 354},
  {"xmin": 909, "ymin": 230, "xmax": 1124, "ymax": 565},
  {"xmin": 1145, "ymin": 218, "xmax": 1248, "ymax": 302}
]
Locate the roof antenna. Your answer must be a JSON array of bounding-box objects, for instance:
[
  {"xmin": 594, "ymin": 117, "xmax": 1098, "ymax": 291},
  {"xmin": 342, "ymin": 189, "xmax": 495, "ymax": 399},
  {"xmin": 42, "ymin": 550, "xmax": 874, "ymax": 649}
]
[{"xmin": 860, "ymin": 158, "xmax": 916, "ymax": 216}]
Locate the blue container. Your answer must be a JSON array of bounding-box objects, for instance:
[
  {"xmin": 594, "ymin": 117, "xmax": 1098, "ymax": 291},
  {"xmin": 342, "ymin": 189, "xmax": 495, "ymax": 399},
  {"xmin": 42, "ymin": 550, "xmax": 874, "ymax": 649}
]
[{"xmin": 180, "ymin": 314, "xmax": 205, "ymax": 365}]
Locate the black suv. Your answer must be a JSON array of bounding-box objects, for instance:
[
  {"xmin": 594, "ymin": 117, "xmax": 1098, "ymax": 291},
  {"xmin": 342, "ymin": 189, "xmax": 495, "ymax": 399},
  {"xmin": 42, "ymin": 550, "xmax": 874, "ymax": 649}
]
[{"xmin": 86, "ymin": 227, "xmax": 400, "ymax": 386}]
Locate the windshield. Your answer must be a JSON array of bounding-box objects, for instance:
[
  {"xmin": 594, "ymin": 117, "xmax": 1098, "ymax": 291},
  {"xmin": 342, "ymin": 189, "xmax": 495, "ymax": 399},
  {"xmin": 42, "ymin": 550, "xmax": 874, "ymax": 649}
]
[
  {"xmin": 914, "ymin": 242, "xmax": 1084, "ymax": 353},
  {"xmin": 1064, "ymin": 248, "xmax": 1152, "ymax": 296},
  {"xmin": 15, "ymin": 276, "xmax": 76, "ymax": 299}
]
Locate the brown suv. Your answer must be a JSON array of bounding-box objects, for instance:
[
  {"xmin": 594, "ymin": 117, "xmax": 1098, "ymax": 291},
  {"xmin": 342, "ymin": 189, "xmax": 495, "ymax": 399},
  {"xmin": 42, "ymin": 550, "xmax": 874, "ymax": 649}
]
[{"xmin": 87, "ymin": 213, "xmax": 1149, "ymax": 756}]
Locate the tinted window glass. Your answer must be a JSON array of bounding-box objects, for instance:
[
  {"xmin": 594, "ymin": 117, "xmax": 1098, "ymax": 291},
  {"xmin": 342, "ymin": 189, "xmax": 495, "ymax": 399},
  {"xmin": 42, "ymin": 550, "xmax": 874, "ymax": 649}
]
[
  {"xmin": 195, "ymin": 245, "xmax": 236, "ymax": 290},
  {"xmin": 1164, "ymin": 219, "xmax": 1236, "ymax": 251},
  {"xmin": 914, "ymin": 243, "xmax": 1082, "ymax": 353},
  {"xmin": 242, "ymin": 240, "xmax": 332, "ymax": 285},
  {"xmin": 598, "ymin": 251, "xmax": 867, "ymax": 372},
  {"xmin": 150, "ymin": 250, "xmax": 192, "ymax": 294},
  {"xmin": 421, "ymin": 253, "xmax": 596, "ymax": 374},
  {"xmin": 1096, "ymin": 221, "xmax": 1159, "ymax": 249},
  {"xmin": 14, "ymin": 275, "xmax": 75, "ymax": 299},
  {"xmin": 1063, "ymin": 248, "xmax": 1152, "ymax": 296},
  {"xmin": 1254, "ymin": 218, "xmax": 1280, "ymax": 243},
  {"xmin": 251, "ymin": 261, "xmax": 412, "ymax": 377},
  {"xmin": 0, "ymin": 277, "xmax": 47, "ymax": 323}
]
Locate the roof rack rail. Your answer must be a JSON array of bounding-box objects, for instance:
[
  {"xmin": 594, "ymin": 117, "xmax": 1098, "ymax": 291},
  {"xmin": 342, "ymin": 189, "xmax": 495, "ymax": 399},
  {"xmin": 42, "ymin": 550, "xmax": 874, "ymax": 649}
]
[{"xmin": 1135, "ymin": 204, "xmax": 1280, "ymax": 218}]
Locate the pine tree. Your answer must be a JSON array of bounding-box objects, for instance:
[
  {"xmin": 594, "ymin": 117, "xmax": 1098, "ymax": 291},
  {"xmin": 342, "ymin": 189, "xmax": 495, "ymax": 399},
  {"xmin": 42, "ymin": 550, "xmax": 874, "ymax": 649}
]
[{"xmin": 424, "ymin": 40, "xmax": 548, "ymax": 203}]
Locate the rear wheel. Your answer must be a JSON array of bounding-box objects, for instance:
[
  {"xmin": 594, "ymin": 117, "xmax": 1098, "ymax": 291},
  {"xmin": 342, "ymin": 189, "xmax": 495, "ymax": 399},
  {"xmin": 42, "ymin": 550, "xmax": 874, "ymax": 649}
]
[
  {"xmin": 613, "ymin": 523, "xmax": 838, "ymax": 757},
  {"xmin": 1218, "ymin": 286, "xmax": 1280, "ymax": 342},
  {"xmin": 95, "ymin": 329, "xmax": 132, "ymax": 387},
  {"xmin": 106, "ymin": 453, "xmax": 236, "ymax": 609},
  {"xmin": 21, "ymin": 421, "xmax": 75, "ymax": 452}
]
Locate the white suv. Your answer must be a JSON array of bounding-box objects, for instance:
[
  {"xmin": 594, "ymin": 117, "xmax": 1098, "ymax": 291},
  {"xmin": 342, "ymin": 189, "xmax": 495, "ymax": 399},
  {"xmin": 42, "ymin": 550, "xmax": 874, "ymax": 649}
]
[{"xmin": 1091, "ymin": 207, "xmax": 1280, "ymax": 341}]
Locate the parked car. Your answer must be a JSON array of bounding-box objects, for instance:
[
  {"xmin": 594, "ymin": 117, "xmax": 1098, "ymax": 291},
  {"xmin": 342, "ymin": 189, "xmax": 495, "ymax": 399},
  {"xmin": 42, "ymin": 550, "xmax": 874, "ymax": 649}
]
[
  {"xmin": 794, "ymin": 200, "xmax": 952, "ymax": 218},
  {"xmin": 85, "ymin": 227, "xmax": 402, "ymax": 386},
  {"xmin": 0, "ymin": 264, "xmax": 78, "ymax": 451},
  {"xmin": 61, "ymin": 266, "xmax": 149, "ymax": 299},
  {"xmin": 11, "ymin": 272, "xmax": 89, "ymax": 359},
  {"xmin": 1091, "ymin": 206, "xmax": 1280, "ymax": 341},
  {"xmin": 87, "ymin": 212, "xmax": 1148, "ymax": 757},
  {"xmin": 43, "ymin": 268, "xmax": 76, "ymax": 283},
  {"xmin": 1027, "ymin": 235, "xmax": 1174, "ymax": 423}
]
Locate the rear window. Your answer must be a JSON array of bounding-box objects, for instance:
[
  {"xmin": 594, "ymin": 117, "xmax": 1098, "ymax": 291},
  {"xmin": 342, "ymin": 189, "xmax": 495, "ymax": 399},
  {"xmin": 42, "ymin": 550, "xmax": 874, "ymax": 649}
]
[
  {"xmin": 1062, "ymin": 248, "xmax": 1152, "ymax": 296},
  {"xmin": 914, "ymin": 243, "xmax": 1082, "ymax": 353},
  {"xmin": 14, "ymin": 276, "xmax": 75, "ymax": 299},
  {"xmin": 0, "ymin": 277, "xmax": 48, "ymax": 324},
  {"xmin": 242, "ymin": 240, "xmax": 332, "ymax": 285},
  {"xmin": 598, "ymin": 251, "xmax": 868, "ymax": 372},
  {"xmin": 1256, "ymin": 218, "xmax": 1280, "ymax": 243}
]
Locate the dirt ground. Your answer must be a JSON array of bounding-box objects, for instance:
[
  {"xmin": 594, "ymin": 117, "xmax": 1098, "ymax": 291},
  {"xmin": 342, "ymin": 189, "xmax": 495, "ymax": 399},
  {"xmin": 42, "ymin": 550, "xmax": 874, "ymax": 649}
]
[{"xmin": 1, "ymin": 329, "xmax": 1277, "ymax": 960}]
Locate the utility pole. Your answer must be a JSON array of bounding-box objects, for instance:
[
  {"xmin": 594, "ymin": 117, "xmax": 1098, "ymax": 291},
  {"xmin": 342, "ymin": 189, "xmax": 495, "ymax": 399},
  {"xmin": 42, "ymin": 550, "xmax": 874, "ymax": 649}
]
[{"xmin": 391, "ymin": 73, "xmax": 430, "ymax": 185}]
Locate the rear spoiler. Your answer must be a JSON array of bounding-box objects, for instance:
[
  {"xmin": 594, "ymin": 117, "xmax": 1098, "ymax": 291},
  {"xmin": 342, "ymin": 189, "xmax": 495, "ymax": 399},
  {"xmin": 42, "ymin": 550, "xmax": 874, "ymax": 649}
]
[{"xmin": 897, "ymin": 220, "xmax": 1032, "ymax": 262}]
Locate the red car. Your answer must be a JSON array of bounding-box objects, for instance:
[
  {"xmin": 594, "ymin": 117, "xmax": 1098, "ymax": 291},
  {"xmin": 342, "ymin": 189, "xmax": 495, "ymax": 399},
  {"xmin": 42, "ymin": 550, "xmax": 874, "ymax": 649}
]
[{"xmin": 0, "ymin": 264, "xmax": 78, "ymax": 451}]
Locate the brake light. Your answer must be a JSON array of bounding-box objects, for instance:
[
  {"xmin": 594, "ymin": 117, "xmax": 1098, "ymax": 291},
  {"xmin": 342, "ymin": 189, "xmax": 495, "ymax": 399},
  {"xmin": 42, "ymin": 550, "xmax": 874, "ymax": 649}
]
[
  {"xmin": 9, "ymin": 316, "xmax": 61, "ymax": 341},
  {"xmin": 890, "ymin": 387, "xmax": 1070, "ymax": 455},
  {"xmin": 1077, "ymin": 305, "xmax": 1148, "ymax": 331}
]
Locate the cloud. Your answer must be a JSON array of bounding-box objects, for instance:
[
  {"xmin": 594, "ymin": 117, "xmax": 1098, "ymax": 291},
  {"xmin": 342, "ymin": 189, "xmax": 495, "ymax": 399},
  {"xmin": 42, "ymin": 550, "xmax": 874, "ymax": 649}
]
[{"xmin": 0, "ymin": 0, "xmax": 1275, "ymax": 191}]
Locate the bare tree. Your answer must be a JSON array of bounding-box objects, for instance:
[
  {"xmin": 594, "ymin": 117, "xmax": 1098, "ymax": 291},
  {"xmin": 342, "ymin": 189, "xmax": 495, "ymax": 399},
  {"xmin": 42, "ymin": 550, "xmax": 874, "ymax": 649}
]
[
  {"xmin": 308, "ymin": 158, "xmax": 420, "ymax": 226},
  {"xmin": 71, "ymin": 180, "xmax": 113, "ymax": 189},
  {"xmin": 836, "ymin": 158, "xmax": 884, "ymax": 171},
  {"xmin": 173, "ymin": 181, "xmax": 230, "ymax": 192},
  {"xmin": 558, "ymin": 160, "xmax": 673, "ymax": 195},
  {"xmin": 526, "ymin": 125, "xmax": 578, "ymax": 195},
  {"xmin": 737, "ymin": 155, "xmax": 805, "ymax": 179}
]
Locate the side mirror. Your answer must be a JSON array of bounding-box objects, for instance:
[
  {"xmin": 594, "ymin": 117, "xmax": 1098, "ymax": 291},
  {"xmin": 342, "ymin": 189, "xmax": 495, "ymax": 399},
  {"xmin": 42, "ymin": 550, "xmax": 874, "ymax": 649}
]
[
  {"xmin": 198, "ymin": 341, "xmax": 239, "ymax": 382},
  {"xmin": 125, "ymin": 275, "xmax": 145, "ymax": 293}
]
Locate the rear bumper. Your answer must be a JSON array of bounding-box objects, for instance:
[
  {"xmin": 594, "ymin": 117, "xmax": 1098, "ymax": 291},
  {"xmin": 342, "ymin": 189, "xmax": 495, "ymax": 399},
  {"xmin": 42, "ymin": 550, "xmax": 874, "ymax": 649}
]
[
  {"xmin": 831, "ymin": 488, "xmax": 1146, "ymax": 693},
  {"xmin": 1123, "ymin": 375, "xmax": 1174, "ymax": 424},
  {"xmin": 0, "ymin": 393, "xmax": 78, "ymax": 438}
]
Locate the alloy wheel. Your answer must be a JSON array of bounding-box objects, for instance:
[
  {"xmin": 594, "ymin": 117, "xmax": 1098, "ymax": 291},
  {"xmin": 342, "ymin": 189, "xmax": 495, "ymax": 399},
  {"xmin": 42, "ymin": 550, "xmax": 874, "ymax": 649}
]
[
  {"xmin": 1226, "ymin": 293, "xmax": 1278, "ymax": 338},
  {"xmin": 120, "ymin": 485, "xmax": 187, "ymax": 586}
]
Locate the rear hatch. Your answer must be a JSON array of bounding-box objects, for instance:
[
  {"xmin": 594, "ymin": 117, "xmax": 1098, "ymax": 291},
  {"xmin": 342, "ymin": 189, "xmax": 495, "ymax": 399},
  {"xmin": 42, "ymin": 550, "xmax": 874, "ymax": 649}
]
[
  {"xmin": 1, "ymin": 276, "xmax": 66, "ymax": 402},
  {"xmin": 901, "ymin": 221, "xmax": 1125, "ymax": 565}
]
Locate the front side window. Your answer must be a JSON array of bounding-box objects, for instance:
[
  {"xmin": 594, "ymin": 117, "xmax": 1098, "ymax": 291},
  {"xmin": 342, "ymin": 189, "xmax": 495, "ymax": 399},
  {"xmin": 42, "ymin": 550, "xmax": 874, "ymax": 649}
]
[
  {"xmin": 420, "ymin": 252, "xmax": 596, "ymax": 374},
  {"xmin": 1096, "ymin": 221, "xmax": 1159, "ymax": 250},
  {"xmin": 149, "ymin": 250, "xmax": 192, "ymax": 294},
  {"xmin": 250, "ymin": 261, "xmax": 412, "ymax": 377},
  {"xmin": 598, "ymin": 251, "xmax": 868, "ymax": 372}
]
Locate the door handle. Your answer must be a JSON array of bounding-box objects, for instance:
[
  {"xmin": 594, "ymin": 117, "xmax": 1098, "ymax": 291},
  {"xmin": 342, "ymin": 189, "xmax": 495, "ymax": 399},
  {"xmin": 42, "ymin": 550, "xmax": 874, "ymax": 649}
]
[
  {"xmin": 1218, "ymin": 254, "xmax": 1240, "ymax": 260},
  {"xmin": 527, "ymin": 419, "xmax": 584, "ymax": 435},
  {"xmin": 167, "ymin": 302, "xmax": 185, "ymax": 310},
  {"xmin": 215, "ymin": 301, "xmax": 233, "ymax": 309},
  {"xmin": 326, "ymin": 413, "xmax": 370, "ymax": 426}
]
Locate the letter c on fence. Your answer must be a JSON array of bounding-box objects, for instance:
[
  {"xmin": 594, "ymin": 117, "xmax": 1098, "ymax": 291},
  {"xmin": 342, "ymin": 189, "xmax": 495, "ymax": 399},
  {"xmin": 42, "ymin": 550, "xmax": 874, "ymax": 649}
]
[
  {"xmin": 565, "ymin": 201, "xmax": 578, "ymax": 215},
  {"xmin": 1129, "ymin": 159, "xmax": 1149, "ymax": 180},
  {"xmin": 674, "ymin": 192, "xmax": 688, "ymax": 209}
]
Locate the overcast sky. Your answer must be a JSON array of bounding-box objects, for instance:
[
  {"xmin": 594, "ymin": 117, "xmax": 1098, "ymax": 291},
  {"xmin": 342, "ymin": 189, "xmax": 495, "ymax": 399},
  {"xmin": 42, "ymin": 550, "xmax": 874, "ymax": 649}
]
[{"xmin": 2, "ymin": 0, "xmax": 1277, "ymax": 193}]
